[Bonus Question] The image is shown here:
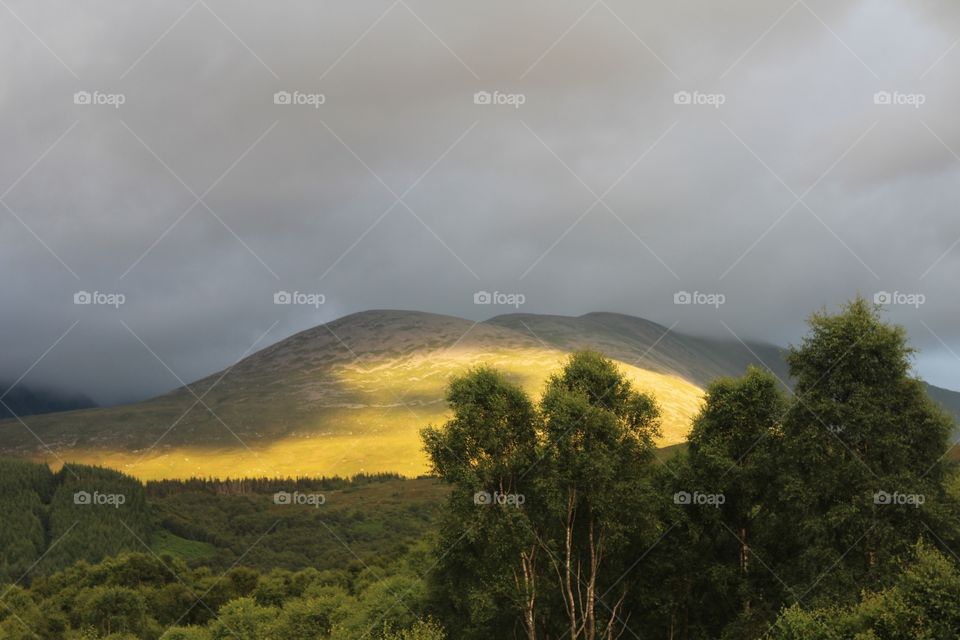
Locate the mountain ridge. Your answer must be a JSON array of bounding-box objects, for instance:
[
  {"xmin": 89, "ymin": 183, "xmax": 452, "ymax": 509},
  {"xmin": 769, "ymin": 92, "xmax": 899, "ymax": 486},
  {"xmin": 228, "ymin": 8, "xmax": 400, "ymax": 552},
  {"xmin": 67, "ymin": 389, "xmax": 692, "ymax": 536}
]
[{"xmin": 0, "ymin": 309, "xmax": 955, "ymax": 479}]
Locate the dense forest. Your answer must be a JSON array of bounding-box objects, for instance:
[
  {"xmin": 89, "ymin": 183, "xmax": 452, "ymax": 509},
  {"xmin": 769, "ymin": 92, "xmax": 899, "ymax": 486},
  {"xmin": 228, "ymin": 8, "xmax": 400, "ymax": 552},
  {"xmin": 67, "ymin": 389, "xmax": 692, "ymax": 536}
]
[{"xmin": 2, "ymin": 298, "xmax": 959, "ymax": 639}]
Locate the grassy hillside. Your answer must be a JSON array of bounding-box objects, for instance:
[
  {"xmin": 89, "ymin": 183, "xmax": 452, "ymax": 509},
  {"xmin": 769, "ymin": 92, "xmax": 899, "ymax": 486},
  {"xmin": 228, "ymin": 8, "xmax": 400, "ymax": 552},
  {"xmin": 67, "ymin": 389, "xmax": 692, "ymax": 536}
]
[{"xmin": 0, "ymin": 310, "xmax": 955, "ymax": 479}]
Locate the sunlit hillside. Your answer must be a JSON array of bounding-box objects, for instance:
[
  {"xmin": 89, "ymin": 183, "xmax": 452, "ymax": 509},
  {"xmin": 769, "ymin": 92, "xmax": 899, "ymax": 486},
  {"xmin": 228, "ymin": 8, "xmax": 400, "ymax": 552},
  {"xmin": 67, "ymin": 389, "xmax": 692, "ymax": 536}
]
[{"xmin": 2, "ymin": 310, "xmax": 955, "ymax": 480}]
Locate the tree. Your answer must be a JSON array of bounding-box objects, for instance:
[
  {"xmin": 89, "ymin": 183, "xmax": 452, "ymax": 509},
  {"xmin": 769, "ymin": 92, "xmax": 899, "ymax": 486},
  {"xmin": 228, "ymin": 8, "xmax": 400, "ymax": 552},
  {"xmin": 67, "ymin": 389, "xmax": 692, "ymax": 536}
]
[
  {"xmin": 535, "ymin": 351, "xmax": 662, "ymax": 640},
  {"xmin": 772, "ymin": 297, "xmax": 956, "ymax": 604},
  {"xmin": 72, "ymin": 585, "xmax": 149, "ymax": 637},
  {"xmin": 423, "ymin": 352, "xmax": 662, "ymax": 640},
  {"xmin": 421, "ymin": 366, "xmax": 540, "ymax": 639},
  {"xmin": 685, "ymin": 367, "xmax": 788, "ymax": 631},
  {"xmin": 207, "ymin": 598, "xmax": 276, "ymax": 640},
  {"xmin": 770, "ymin": 543, "xmax": 960, "ymax": 639}
]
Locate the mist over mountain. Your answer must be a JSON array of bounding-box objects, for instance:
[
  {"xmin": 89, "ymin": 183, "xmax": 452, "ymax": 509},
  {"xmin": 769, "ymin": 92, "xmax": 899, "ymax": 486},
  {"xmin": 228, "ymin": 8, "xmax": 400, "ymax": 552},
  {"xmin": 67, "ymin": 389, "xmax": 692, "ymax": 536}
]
[
  {"xmin": 0, "ymin": 382, "xmax": 96, "ymax": 419},
  {"xmin": 1, "ymin": 310, "xmax": 955, "ymax": 480}
]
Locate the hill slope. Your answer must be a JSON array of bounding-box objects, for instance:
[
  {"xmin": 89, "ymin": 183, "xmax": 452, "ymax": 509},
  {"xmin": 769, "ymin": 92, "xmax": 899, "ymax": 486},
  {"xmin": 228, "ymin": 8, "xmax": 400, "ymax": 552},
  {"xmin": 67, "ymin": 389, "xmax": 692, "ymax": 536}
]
[{"xmin": 0, "ymin": 310, "xmax": 956, "ymax": 479}]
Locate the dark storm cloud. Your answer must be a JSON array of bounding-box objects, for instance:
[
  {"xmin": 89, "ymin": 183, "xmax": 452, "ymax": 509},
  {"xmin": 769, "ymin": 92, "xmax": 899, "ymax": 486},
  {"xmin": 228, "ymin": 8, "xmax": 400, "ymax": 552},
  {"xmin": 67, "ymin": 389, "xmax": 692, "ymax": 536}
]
[{"xmin": 1, "ymin": 0, "xmax": 958, "ymax": 403}]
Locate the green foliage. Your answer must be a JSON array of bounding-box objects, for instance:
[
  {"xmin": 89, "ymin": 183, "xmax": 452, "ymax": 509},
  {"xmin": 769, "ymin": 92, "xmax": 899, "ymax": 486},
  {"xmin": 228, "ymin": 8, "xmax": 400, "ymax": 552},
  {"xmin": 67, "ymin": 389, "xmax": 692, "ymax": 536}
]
[
  {"xmin": 770, "ymin": 543, "xmax": 960, "ymax": 639},
  {"xmin": 1, "ymin": 299, "xmax": 957, "ymax": 640},
  {"xmin": 424, "ymin": 352, "xmax": 663, "ymax": 639},
  {"xmin": 71, "ymin": 585, "xmax": 148, "ymax": 637},
  {"xmin": 771, "ymin": 297, "xmax": 957, "ymax": 605}
]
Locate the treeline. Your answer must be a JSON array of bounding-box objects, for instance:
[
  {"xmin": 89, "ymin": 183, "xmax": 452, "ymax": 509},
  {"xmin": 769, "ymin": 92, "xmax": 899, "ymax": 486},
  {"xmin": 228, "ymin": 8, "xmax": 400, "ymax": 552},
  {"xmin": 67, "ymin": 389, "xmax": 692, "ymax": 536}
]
[
  {"xmin": 421, "ymin": 298, "xmax": 960, "ymax": 639},
  {"xmin": 145, "ymin": 472, "xmax": 403, "ymax": 498},
  {"xmin": 0, "ymin": 550, "xmax": 444, "ymax": 639},
  {"xmin": 2, "ymin": 297, "xmax": 958, "ymax": 639},
  {"xmin": 0, "ymin": 461, "xmax": 151, "ymax": 582}
]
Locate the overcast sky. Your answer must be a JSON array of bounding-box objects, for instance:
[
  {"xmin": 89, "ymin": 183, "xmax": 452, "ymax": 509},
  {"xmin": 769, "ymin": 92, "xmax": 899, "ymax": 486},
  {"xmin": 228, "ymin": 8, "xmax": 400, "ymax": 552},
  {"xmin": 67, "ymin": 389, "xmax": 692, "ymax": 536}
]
[{"xmin": 1, "ymin": 0, "xmax": 958, "ymax": 404}]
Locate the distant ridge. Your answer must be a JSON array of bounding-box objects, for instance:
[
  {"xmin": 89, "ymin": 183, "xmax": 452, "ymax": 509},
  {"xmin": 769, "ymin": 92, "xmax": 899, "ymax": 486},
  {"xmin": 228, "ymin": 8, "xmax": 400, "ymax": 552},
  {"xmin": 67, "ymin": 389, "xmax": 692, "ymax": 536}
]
[
  {"xmin": 0, "ymin": 382, "xmax": 96, "ymax": 419},
  {"xmin": 0, "ymin": 310, "xmax": 955, "ymax": 480}
]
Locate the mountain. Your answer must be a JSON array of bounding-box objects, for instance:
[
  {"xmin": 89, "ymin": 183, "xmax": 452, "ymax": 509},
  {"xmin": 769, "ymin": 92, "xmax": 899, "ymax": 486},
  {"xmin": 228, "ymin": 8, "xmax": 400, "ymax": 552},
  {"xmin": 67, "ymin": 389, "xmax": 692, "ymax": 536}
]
[
  {"xmin": 0, "ymin": 310, "xmax": 956, "ymax": 480},
  {"xmin": 0, "ymin": 383, "xmax": 96, "ymax": 419}
]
